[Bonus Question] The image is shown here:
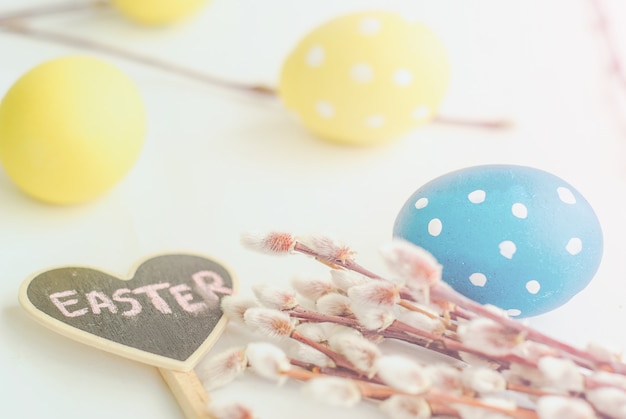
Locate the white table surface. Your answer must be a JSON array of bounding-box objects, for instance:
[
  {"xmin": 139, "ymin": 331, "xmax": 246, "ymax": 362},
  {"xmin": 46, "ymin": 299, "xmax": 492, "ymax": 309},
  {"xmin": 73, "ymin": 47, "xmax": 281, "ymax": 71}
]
[{"xmin": 2, "ymin": 0, "xmax": 626, "ymax": 418}]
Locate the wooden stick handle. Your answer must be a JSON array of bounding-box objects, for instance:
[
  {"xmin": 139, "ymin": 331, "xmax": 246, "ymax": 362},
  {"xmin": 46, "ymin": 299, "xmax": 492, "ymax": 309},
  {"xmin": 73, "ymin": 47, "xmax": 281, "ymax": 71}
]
[{"xmin": 159, "ymin": 368, "xmax": 213, "ymax": 419}]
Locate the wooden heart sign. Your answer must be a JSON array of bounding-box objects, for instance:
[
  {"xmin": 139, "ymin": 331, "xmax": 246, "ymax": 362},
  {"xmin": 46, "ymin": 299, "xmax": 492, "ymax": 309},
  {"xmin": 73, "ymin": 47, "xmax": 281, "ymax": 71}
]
[{"xmin": 18, "ymin": 253, "xmax": 237, "ymax": 372}]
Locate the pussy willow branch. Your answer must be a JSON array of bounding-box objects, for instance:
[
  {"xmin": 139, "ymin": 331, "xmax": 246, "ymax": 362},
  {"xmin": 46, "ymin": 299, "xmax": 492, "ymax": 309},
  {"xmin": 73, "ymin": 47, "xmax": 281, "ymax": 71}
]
[
  {"xmin": 0, "ymin": 1, "xmax": 509, "ymax": 128},
  {"xmin": 431, "ymin": 283, "xmax": 625, "ymax": 374},
  {"xmin": 283, "ymin": 364, "xmax": 540, "ymax": 419},
  {"xmin": 293, "ymin": 242, "xmax": 385, "ymax": 280},
  {"xmin": 234, "ymin": 232, "xmax": 626, "ymax": 418},
  {"xmin": 302, "ymin": 358, "xmax": 542, "ymax": 415},
  {"xmin": 230, "ymin": 315, "xmax": 599, "ymax": 417},
  {"xmin": 288, "ymin": 237, "xmax": 626, "ymax": 375},
  {"xmin": 290, "ymin": 329, "xmax": 363, "ymax": 373},
  {"xmin": 286, "ymin": 305, "xmax": 532, "ymax": 370}
]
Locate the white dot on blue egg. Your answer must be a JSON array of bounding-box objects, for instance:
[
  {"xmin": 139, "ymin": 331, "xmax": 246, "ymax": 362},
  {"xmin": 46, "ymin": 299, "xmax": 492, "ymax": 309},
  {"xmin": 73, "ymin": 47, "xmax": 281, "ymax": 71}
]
[
  {"xmin": 468, "ymin": 190, "xmax": 485, "ymax": 204},
  {"xmin": 469, "ymin": 273, "xmax": 487, "ymax": 287},
  {"xmin": 557, "ymin": 186, "xmax": 576, "ymax": 204},
  {"xmin": 428, "ymin": 218, "xmax": 442, "ymax": 236},
  {"xmin": 506, "ymin": 309, "xmax": 522, "ymax": 317},
  {"xmin": 499, "ymin": 240, "xmax": 516, "ymax": 259},
  {"xmin": 566, "ymin": 237, "xmax": 583, "ymax": 255},
  {"xmin": 414, "ymin": 197, "xmax": 428, "ymax": 209},
  {"xmin": 512, "ymin": 203, "xmax": 527, "ymax": 219},
  {"xmin": 526, "ymin": 280, "xmax": 541, "ymax": 294}
]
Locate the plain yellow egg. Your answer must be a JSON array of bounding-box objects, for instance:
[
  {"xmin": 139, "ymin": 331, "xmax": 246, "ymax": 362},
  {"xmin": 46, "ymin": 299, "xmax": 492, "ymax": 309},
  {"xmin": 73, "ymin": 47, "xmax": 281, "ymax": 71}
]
[
  {"xmin": 111, "ymin": 0, "xmax": 208, "ymax": 25},
  {"xmin": 0, "ymin": 56, "xmax": 146, "ymax": 205},
  {"xmin": 279, "ymin": 11, "xmax": 450, "ymax": 146}
]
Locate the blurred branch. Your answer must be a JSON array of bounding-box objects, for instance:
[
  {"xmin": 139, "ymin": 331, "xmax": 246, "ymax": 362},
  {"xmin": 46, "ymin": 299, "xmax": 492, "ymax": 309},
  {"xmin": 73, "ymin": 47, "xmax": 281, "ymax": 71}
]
[
  {"xmin": 432, "ymin": 115, "xmax": 513, "ymax": 129},
  {"xmin": 589, "ymin": 0, "xmax": 626, "ymax": 91},
  {"xmin": 0, "ymin": 19, "xmax": 275, "ymax": 95},
  {"xmin": 0, "ymin": 0, "xmax": 106, "ymax": 24},
  {"xmin": 0, "ymin": 1, "xmax": 510, "ymax": 130},
  {"xmin": 0, "ymin": 0, "xmax": 275, "ymax": 95}
]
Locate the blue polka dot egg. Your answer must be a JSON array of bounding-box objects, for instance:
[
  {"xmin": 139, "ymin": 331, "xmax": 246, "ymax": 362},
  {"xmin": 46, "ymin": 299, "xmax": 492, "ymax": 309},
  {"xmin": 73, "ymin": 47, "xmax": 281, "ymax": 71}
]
[{"xmin": 393, "ymin": 165, "xmax": 603, "ymax": 318}]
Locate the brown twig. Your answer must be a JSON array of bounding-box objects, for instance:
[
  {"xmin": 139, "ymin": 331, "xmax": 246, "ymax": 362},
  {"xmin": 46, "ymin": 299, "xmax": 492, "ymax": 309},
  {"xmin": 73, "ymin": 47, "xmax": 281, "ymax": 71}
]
[
  {"xmin": 398, "ymin": 298, "xmax": 443, "ymax": 321},
  {"xmin": 284, "ymin": 366, "xmax": 539, "ymax": 418},
  {"xmin": 0, "ymin": 3, "xmax": 511, "ymax": 129},
  {"xmin": 0, "ymin": 0, "xmax": 106, "ymax": 24},
  {"xmin": 427, "ymin": 388, "xmax": 539, "ymax": 419},
  {"xmin": 293, "ymin": 242, "xmax": 385, "ymax": 280},
  {"xmin": 0, "ymin": 20, "xmax": 275, "ymax": 96},
  {"xmin": 286, "ymin": 305, "xmax": 527, "ymax": 371},
  {"xmin": 290, "ymin": 330, "xmax": 363, "ymax": 373},
  {"xmin": 432, "ymin": 115, "xmax": 513, "ymax": 129},
  {"xmin": 430, "ymin": 282, "xmax": 626, "ymax": 374}
]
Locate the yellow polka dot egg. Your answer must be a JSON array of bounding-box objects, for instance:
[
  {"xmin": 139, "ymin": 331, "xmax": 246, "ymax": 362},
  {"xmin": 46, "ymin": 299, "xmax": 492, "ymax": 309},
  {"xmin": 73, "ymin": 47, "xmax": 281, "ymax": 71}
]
[{"xmin": 279, "ymin": 11, "xmax": 450, "ymax": 146}]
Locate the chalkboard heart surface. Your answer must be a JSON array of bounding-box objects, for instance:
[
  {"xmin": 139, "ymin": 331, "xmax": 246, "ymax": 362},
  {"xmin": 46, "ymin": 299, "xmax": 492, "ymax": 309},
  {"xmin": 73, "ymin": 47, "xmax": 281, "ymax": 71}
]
[{"xmin": 19, "ymin": 254, "xmax": 237, "ymax": 371}]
